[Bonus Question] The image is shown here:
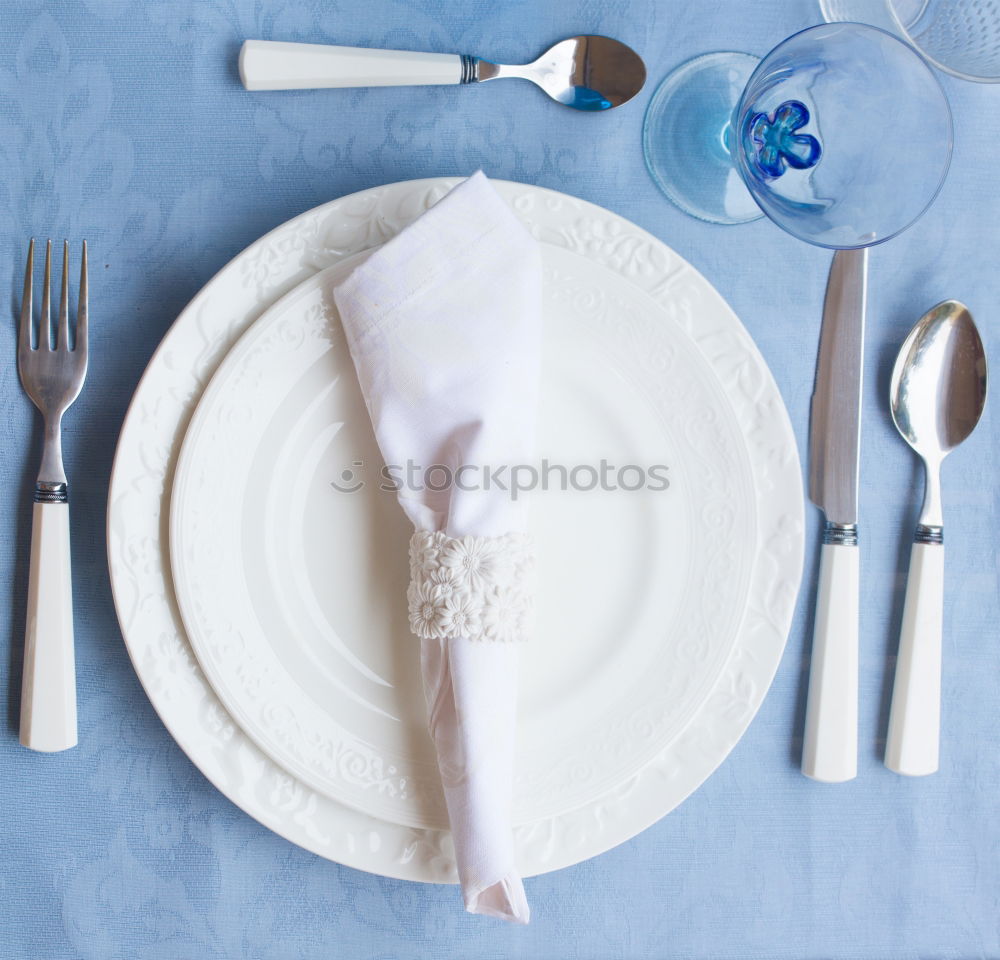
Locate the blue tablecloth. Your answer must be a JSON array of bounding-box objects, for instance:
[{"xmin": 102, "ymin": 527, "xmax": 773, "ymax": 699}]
[{"xmin": 2, "ymin": 1, "xmax": 998, "ymax": 957}]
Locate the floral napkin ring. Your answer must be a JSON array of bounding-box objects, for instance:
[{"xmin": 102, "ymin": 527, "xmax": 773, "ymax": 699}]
[{"xmin": 407, "ymin": 530, "xmax": 535, "ymax": 643}]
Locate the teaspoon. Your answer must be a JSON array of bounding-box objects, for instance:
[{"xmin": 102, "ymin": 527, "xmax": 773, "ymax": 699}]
[
  {"xmin": 240, "ymin": 35, "xmax": 646, "ymax": 110},
  {"xmin": 885, "ymin": 300, "xmax": 987, "ymax": 776}
]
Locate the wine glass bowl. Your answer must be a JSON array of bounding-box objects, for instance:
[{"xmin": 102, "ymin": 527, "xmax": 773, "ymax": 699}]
[{"xmin": 734, "ymin": 23, "xmax": 954, "ymax": 248}]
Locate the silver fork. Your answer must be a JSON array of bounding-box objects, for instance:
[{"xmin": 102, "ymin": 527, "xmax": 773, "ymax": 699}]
[{"xmin": 17, "ymin": 238, "xmax": 88, "ymax": 752}]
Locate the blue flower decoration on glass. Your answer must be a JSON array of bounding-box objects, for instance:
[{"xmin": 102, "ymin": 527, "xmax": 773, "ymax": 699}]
[{"xmin": 748, "ymin": 100, "xmax": 821, "ymax": 180}]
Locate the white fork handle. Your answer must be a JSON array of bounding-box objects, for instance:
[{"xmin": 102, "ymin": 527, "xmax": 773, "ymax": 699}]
[
  {"xmin": 802, "ymin": 541, "xmax": 859, "ymax": 782},
  {"xmin": 239, "ymin": 40, "xmax": 465, "ymax": 91},
  {"xmin": 20, "ymin": 501, "xmax": 77, "ymax": 752},
  {"xmin": 885, "ymin": 541, "xmax": 944, "ymax": 776}
]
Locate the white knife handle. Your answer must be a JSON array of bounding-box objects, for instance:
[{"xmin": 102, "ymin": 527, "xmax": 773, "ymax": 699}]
[
  {"xmin": 239, "ymin": 40, "xmax": 467, "ymax": 91},
  {"xmin": 885, "ymin": 539, "xmax": 944, "ymax": 776},
  {"xmin": 20, "ymin": 502, "xmax": 77, "ymax": 752},
  {"xmin": 802, "ymin": 537, "xmax": 859, "ymax": 782}
]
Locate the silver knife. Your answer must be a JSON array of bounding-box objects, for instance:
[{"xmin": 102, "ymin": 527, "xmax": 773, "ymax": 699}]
[{"xmin": 801, "ymin": 247, "xmax": 867, "ymax": 783}]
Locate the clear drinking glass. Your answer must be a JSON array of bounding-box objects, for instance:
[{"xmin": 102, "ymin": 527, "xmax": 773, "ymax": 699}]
[
  {"xmin": 643, "ymin": 23, "xmax": 954, "ymax": 248},
  {"xmin": 820, "ymin": 0, "xmax": 1000, "ymax": 82}
]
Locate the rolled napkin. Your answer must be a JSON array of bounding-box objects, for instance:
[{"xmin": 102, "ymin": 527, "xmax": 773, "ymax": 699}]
[{"xmin": 333, "ymin": 172, "xmax": 541, "ymax": 923}]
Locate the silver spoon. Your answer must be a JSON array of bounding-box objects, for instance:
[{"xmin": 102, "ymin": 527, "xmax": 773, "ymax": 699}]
[
  {"xmin": 885, "ymin": 300, "xmax": 987, "ymax": 776},
  {"xmin": 239, "ymin": 35, "xmax": 646, "ymax": 110}
]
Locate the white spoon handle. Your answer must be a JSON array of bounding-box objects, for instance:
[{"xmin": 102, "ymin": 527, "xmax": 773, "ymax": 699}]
[
  {"xmin": 885, "ymin": 539, "xmax": 944, "ymax": 776},
  {"xmin": 802, "ymin": 540, "xmax": 859, "ymax": 782},
  {"xmin": 239, "ymin": 40, "xmax": 467, "ymax": 91}
]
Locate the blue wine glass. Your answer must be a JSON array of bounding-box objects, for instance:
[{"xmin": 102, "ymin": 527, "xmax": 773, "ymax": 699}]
[{"xmin": 643, "ymin": 23, "xmax": 953, "ymax": 249}]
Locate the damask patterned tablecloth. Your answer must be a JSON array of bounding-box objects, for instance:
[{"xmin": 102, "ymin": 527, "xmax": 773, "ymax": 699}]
[{"xmin": 1, "ymin": 1, "xmax": 998, "ymax": 957}]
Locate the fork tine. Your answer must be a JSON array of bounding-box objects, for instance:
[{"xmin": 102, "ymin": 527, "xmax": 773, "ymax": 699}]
[
  {"xmin": 57, "ymin": 240, "xmax": 70, "ymax": 350},
  {"xmin": 41, "ymin": 239, "xmax": 52, "ymax": 350},
  {"xmin": 19, "ymin": 238, "xmax": 34, "ymax": 354},
  {"xmin": 76, "ymin": 240, "xmax": 88, "ymax": 356}
]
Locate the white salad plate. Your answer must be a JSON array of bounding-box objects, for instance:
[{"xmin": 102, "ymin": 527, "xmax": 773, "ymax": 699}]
[{"xmin": 108, "ymin": 178, "xmax": 804, "ymax": 882}]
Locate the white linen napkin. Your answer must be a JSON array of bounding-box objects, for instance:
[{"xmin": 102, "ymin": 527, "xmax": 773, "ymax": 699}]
[{"xmin": 333, "ymin": 171, "xmax": 541, "ymax": 923}]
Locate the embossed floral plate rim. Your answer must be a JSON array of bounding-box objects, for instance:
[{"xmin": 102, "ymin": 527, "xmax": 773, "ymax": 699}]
[{"xmin": 107, "ymin": 177, "xmax": 805, "ymax": 883}]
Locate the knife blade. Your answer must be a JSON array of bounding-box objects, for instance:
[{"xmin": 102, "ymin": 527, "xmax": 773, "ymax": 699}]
[
  {"xmin": 808, "ymin": 247, "xmax": 867, "ymax": 526},
  {"xmin": 801, "ymin": 247, "xmax": 867, "ymax": 784}
]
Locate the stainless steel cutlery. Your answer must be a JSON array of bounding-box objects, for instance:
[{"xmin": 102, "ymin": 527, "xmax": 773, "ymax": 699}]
[
  {"xmin": 884, "ymin": 301, "xmax": 987, "ymax": 776},
  {"xmin": 802, "ymin": 258, "xmax": 988, "ymax": 781},
  {"xmin": 239, "ymin": 35, "xmax": 646, "ymax": 110},
  {"xmin": 802, "ymin": 248, "xmax": 867, "ymax": 783},
  {"xmin": 17, "ymin": 239, "xmax": 88, "ymax": 752}
]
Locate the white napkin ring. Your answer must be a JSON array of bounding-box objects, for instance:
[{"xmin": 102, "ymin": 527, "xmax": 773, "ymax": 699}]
[{"xmin": 407, "ymin": 530, "xmax": 534, "ymax": 643}]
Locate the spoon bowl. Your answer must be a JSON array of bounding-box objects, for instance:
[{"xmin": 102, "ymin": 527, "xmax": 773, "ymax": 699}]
[
  {"xmin": 890, "ymin": 300, "xmax": 988, "ymax": 466},
  {"xmin": 479, "ymin": 35, "xmax": 647, "ymax": 110}
]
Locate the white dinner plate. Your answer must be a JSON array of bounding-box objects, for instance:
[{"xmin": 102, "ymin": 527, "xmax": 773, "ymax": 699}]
[
  {"xmin": 169, "ymin": 245, "xmax": 756, "ymax": 830},
  {"xmin": 108, "ymin": 178, "xmax": 804, "ymax": 881}
]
